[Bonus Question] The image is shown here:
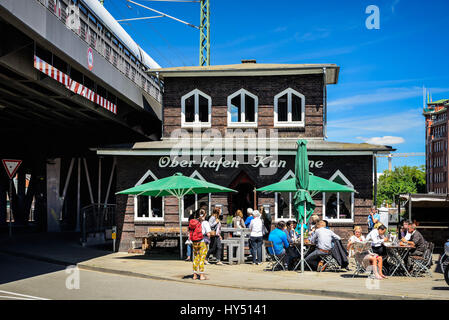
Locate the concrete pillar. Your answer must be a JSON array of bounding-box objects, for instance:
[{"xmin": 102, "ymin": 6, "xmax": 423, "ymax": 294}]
[{"xmin": 46, "ymin": 158, "xmax": 61, "ymax": 232}]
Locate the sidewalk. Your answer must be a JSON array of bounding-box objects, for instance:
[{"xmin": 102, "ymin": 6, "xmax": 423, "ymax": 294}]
[{"xmin": 1, "ymin": 233, "xmax": 448, "ymax": 300}]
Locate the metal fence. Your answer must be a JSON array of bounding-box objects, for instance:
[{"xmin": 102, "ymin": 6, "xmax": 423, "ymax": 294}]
[{"xmin": 81, "ymin": 203, "xmax": 116, "ymax": 243}]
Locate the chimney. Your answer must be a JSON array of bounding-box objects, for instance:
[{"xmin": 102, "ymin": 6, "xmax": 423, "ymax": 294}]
[{"xmin": 241, "ymin": 59, "xmax": 257, "ymax": 64}]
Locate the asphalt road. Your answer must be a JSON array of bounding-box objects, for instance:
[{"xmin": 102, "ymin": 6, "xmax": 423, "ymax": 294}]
[{"xmin": 0, "ymin": 253, "xmax": 347, "ymax": 300}]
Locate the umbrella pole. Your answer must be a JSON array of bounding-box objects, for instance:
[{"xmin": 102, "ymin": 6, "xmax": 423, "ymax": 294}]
[
  {"xmin": 301, "ymin": 200, "xmax": 305, "ymax": 273},
  {"xmin": 178, "ymin": 197, "xmax": 183, "ymax": 260}
]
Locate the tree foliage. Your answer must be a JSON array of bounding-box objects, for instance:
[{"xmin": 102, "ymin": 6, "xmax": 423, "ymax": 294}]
[{"xmin": 377, "ymin": 165, "xmax": 426, "ymax": 206}]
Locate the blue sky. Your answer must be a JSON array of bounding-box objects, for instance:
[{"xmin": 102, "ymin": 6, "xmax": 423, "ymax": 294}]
[{"xmin": 105, "ymin": 0, "xmax": 449, "ymax": 171}]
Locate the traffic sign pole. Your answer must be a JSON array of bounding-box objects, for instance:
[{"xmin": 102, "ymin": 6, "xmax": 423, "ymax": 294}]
[
  {"xmin": 2, "ymin": 159, "xmax": 22, "ymax": 237},
  {"xmin": 9, "ymin": 179, "xmax": 12, "ymax": 237}
]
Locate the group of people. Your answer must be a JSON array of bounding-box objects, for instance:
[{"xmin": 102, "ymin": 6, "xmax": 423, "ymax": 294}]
[
  {"xmin": 187, "ymin": 205, "xmax": 271, "ymax": 279},
  {"xmin": 187, "ymin": 203, "xmax": 428, "ymax": 280},
  {"xmin": 186, "ymin": 203, "xmax": 224, "ymax": 280},
  {"xmin": 346, "ymin": 206, "xmax": 428, "ymax": 279},
  {"xmin": 266, "ymin": 215, "xmax": 340, "ymax": 271}
]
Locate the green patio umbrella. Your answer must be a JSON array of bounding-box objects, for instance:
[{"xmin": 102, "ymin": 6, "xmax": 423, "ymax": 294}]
[
  {"xmin": 256, "ymin": 175, "xmax": 356, "ymax": 194},
  {"xmin": 256, "ymin": 141, "xmax": 356, "ymax": 272},
  {"xmin": 116, "ymin": 172, "xmax": 237, "ymax": 259},
  {"xmin": 293, "ymin": 140, "xmax": 314, "ymax": 272}
]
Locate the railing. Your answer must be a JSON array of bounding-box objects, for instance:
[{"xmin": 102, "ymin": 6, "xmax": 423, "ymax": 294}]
[
  {"xmin": 81, "ymin": 203, "xmax": 116, "ymax": 243},
  {"xmin": 35, "ymin": 0, "xmax": 162, "ymax": 103}
]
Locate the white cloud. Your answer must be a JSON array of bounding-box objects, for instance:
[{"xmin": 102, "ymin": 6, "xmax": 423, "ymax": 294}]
[{"xmin": 357, "ymin": 136, "xmax": 405, "ymax": 145}]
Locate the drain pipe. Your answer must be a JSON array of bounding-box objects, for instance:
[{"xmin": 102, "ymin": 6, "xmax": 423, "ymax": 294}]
[{"xmin": 323, "ymin": 67, "xmax": 328, "ymax": 139}]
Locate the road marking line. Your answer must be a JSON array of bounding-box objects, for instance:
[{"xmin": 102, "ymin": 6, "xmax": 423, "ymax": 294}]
[
  {"xmin": 0, "ymin": 290, "xmax": 50, "ymax": 300},
  {"xmin": 0, "ymin": 295, "xmax": 35, "ymax": 300}
]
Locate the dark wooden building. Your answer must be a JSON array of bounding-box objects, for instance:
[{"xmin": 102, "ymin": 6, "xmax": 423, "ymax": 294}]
[{"xmin": 97, "ymin": 62, "xmax": 393, "ymax": 252}]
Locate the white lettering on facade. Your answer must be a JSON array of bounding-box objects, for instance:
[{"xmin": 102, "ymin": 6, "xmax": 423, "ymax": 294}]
[{"xmin": 158, "ymin": 156, "xmax": 322, "ymax": 170}]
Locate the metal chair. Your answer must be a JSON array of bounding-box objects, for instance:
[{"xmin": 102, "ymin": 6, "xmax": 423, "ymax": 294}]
[
  {"xmin": 264, "ymin": 241, "xmax": 286, "ymax": 271},
  {"xmin": 410, "ymin": 242, "xmax": 434, "ymax": 277},
  {"xmin": 351, "ymin": 241, "xmax": 373, "ymax": 277},
  {"xmin": 319, "ymin": 254, "xmax": 340, "ymax": 272}
]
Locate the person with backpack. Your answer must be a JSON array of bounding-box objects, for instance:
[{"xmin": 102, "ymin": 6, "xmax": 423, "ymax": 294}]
[{"xmin": 189, "ymin": 209, "xmax": 211, "ymax": 280}]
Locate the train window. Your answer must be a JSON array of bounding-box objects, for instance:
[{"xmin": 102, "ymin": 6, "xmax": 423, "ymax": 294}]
[{"xmin": 79, "ymin": 4, "xmax": 87, "ymax": 16}]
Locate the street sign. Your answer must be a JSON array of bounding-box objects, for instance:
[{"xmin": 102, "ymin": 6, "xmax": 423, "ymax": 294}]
[{"xmin": 2, "ymin": 159, "xmax": 22, "ymax": 179}]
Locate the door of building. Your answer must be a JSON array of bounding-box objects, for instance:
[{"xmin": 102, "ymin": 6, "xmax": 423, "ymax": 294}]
[{"xmin": 228, "ymin": 171, "xmax": 256, "ymax": 219}]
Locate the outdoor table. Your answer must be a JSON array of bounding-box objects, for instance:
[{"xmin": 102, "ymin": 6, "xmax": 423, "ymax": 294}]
[
  {"xmin": 221, "ymin": 227, "xmax": 252, "ymax": 264},
  {"xmin": 384, "ymin": 243, "xmax": 413, "ymax": 277},
  {"xmin": 292, "ymin": 241, "xmax": 315, "ymax": 271}
]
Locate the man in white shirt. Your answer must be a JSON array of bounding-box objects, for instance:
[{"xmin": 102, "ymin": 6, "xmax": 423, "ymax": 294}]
[
  {"xmin": 305, "ymin": 221, "xmax": 341, "ymax": 270},
  {"xmin": 249, "ymin": 210, "xmax": 263, "ymax": 265},
  {"xmin": 366, "ymin": 224, "xmax": 387, "ymax": 256}
]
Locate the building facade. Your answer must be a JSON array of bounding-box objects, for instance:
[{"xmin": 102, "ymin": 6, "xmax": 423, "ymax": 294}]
[
  {"xmin": 423, "ymin": 99, "xmax": 449, "ymax": 194},
  {"xmin": 97, "ymin": 62, "xmax": 393, "ymax": 252}
]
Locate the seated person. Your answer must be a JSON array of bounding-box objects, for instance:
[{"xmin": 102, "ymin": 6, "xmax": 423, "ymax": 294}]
[
  {"xmin": 267, "ymin": 221, "xmax": 290, "ymax": 267},
  {"xmin": 399, "ymin": 220, "xmax": 411, "ymax": 241},
  {"xmin": 308, "ymin": 214, "xmax": 320, "ymax": 234},
  {"xmin": 366, "ymin": 224, "xmax": 387, "ymax": 257},
  {"xmin": 402, "ymin": 223, "xmax": 427, "ymax": 267},
  {"xmin": 286, "ymin": 221, "xmax": 298, "ymax": 243},
  {"xmin": 305, "ymin": 220, "xmax": 341, "ymax": 271},
  {"xmin": 293, "ymin": 220, "xmax": 308, "ymax": 236},
  {"xmin": 347, "ymin": 226, "xmax": 365, "ymax": 257},
  {"xmin": 348, "ymin": 226, "xmax": 387, "ymax": 279}
]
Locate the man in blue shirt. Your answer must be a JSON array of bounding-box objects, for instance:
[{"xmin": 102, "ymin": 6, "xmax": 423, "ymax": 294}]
[
  {"xmin": 367, "ymin": 206, "xmax": 380, "ymax": 232},
  {"xmin": 268, "ymin": 221, "xmax": 290, "ymax": 257}
]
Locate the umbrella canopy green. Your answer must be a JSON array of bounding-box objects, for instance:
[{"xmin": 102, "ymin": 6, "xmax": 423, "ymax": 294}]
[
  {"xmin": 293, "ymin": 140, "xmax": 315, "ymax": 223},
  {"xmin": 116, "ymin": 172, "xmax": 237, "ymax": 259},
  {"xmin": 256, "ymin": 175, "xmax": 356, "ymax": 195},
  {"xmin": 293, "ymin": 140, "xmax": 314, "ymax": 273}
]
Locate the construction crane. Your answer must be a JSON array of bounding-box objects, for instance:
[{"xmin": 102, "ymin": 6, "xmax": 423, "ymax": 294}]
[
  {"xmin": 376, "ymin": 153, "xmax": 425, "ymax": 171},
  {"xmin": 105, "ymin": 0, "xmax": 210, "ymax": 66}
]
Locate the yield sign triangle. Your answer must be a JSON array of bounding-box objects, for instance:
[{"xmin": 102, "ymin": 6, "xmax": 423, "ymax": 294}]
[{"xmin": 2, "ymin": 159, "xmax": 22, "ymax": 179}]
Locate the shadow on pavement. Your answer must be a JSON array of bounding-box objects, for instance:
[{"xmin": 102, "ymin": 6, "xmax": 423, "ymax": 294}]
[{"xmin": 0, "ymin": 232, "xmax": 112, "ymax": 285}]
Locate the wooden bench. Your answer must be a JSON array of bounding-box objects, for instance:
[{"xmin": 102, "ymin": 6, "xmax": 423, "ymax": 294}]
[{"xmin": 143, "ymin": 227, "xmax": 188, "ymax": 251}]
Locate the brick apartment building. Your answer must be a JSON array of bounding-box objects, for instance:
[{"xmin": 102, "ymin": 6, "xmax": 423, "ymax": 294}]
[
  {"xmin": 423, "ymin": 99, "xmax": 449, "ymax": 194},
  {"xmin": 97, "ymin": 61, "xmax": 393, "ymax": 252}
]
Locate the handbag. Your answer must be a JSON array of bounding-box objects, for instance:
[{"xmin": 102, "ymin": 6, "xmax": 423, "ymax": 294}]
[{"xmin": 210, "ymin": 230, "xmax": 216, "ymax": 237}]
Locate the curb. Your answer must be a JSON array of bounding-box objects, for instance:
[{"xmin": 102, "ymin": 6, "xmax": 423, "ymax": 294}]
[
  {"xmin": 76, "ymin": 263, "xmax": 429, "ymax": 300},
  {"xmin": 0, "ymin": 249, "xmax": 440, "ymax": 300}
]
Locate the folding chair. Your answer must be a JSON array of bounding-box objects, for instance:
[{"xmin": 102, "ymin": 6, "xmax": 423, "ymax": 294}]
[
  {"xmin": 264, "ymin": 241, "xmax": 286, "ymax": 271},
  {"xmin": 410, "ymin": 242, "xmax": 434, "ymax": 277},
  {"xmin": 319, "ymin": 254, "xmax": 340, "ymax": 272},
  {"xmin": 351, "ymin": 241, "xmax": 373, "ymax": 277}
]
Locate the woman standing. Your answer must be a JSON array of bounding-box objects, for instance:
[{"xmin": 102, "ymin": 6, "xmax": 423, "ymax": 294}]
[
  {"xmin": 206, "ymin": 208, "xmax": 223, "ymax": 265},
  {"xmin": 232, "ymin": 209, "xmax": 245, "ymax": 229},
  {"xmin": 190, "ymin": 209, "xmax": 211, "ymax": 280},
  {"xmin": 249, "ymin": 210, "xmax": 264, "ymax": 265}
]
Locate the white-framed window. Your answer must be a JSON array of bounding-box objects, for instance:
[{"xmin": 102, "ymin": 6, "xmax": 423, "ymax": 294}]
[
  {"xmin": 134, "ymin": 170, "xmax": 164, "ymax": 222},
  {"xmin": 227, "ymin": 88, "xmax": 258, "ymax": 128},
  {"xmin": 181, "ymin": 89, "xmax": 212, "ymax": 128},
  {"xmin": 181, "ymin": 170, "xmax": 211, "ymax": 222},
  {"xmin": 274, "ymin": 170, "xmax": 296, "ymax": 221},
  {"xmin": 274, "ymin": 88, "xmax": 305, "ymax": 128},
  {"xmin": 322, "ymin": 170, "xmax": 354, "ymax": 223}
]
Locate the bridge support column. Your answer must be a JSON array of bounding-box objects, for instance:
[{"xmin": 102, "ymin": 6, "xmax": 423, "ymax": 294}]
[{"xmin": 46, "ymin": 158, "xmax": 61, "ymax": 232}]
